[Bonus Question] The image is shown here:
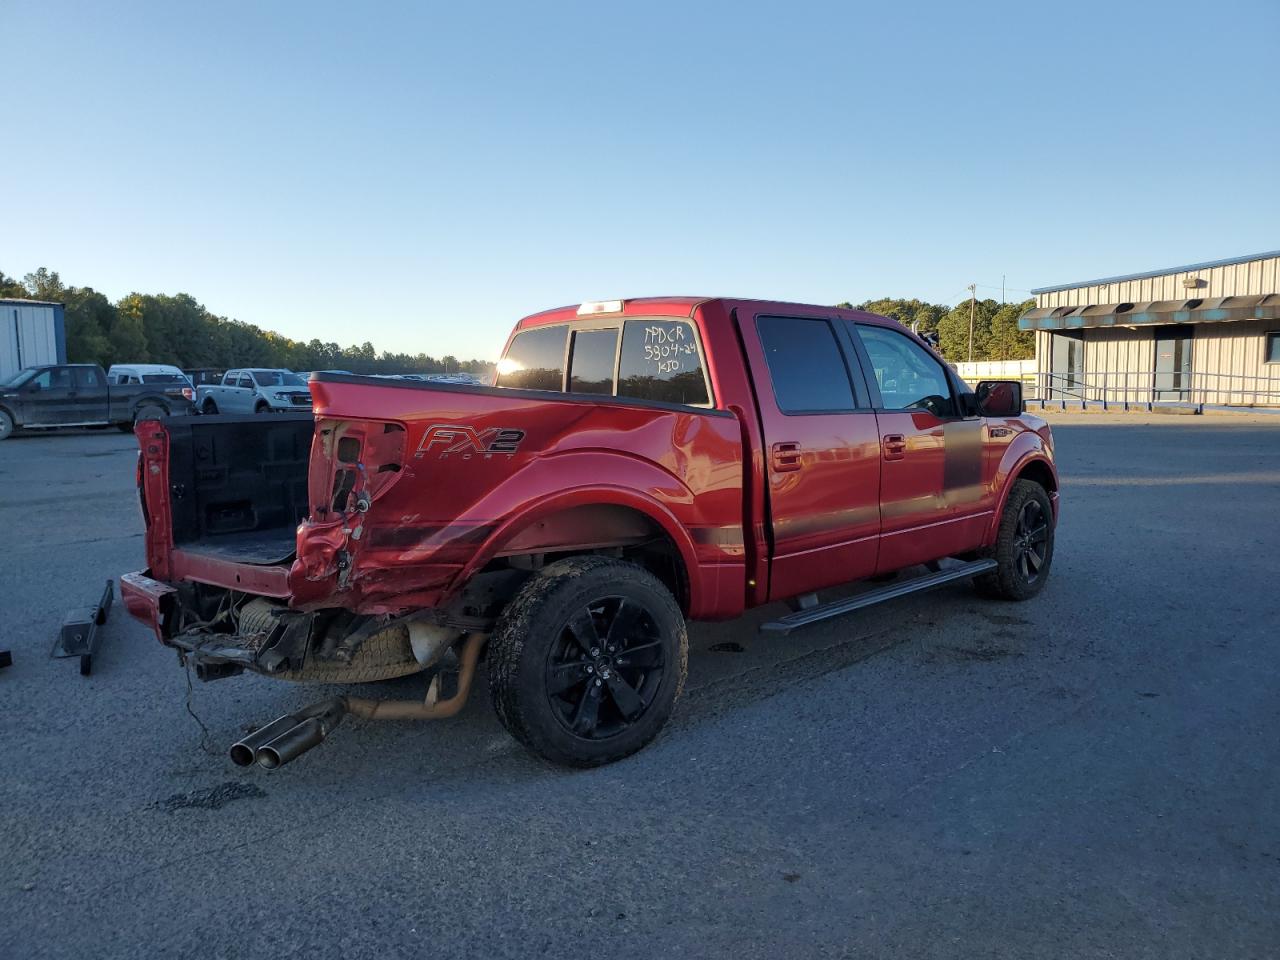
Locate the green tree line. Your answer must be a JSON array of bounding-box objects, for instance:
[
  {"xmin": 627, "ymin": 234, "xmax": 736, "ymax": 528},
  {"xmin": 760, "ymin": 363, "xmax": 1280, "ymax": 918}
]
[
  {"xmin": 1, "ymin": 265, "xmax": 1032, "ymax": 374},
  {"xmin": 0, "ymin": 267, "xmax": 492, "ymax": 377},
  {"xmin": 837, "ymin": 296, "xmax": 1035, "ymax": 362}
]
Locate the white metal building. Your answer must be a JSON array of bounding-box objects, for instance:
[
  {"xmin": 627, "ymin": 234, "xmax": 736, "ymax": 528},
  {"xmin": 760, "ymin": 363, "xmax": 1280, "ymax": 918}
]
[
  {"xmin": 1, "ymin": 298, "xmax": 66, "ymax": 381},
  {"xmin": 1018, "ymin": 250, "xmax": 1280, "ymax": 408}
]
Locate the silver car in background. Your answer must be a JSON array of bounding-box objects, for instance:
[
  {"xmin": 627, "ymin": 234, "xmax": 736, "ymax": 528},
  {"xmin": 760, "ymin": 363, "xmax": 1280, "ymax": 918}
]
[{"xmin": 195, "ymin": 368, "xmax": 311, "ymax": 414}]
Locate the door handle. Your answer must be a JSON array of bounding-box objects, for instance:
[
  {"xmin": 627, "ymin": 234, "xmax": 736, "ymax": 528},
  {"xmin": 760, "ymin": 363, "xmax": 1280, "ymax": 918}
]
[
  {"xmin": 771, "ymin": 441, "xmax": 802, "ymax": 473},
  {"xmin": 882, "ymin": 434, "xmax": 907, "ymax": 461}
]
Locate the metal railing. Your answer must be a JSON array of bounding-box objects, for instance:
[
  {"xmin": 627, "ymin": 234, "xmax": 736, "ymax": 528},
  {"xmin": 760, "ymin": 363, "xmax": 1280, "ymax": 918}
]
[{"xmin": 1027, "ymin": 369, "xmax": 1280, "ymax": 410}]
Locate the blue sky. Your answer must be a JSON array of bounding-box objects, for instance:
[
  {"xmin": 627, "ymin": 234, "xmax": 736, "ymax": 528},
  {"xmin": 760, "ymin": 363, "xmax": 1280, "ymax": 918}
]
[{"xmin": 3, "ymin": 0, "xmax": 1277, "ymax": 361}]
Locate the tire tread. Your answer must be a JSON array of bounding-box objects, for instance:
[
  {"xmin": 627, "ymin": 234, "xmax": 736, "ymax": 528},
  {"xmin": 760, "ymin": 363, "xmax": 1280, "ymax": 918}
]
[{"xmin": 975, "ymin": 479, "xmax": 1054, "ymax": 601}]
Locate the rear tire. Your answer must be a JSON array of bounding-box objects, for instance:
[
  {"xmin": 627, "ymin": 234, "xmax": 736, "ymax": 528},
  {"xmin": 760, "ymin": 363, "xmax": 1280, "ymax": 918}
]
[
  {"xmin": 975, "ymin": 479, "xmax": 1054, "ymax": 601},
  {"xmin": 488, "ymin": 556, "xmax": 688, "ymax": 767},
  {"xmin": 202, "ymin": 399, "xmax": 219, "ymax": 415},
  {"xmin": 0, "ymin": 410, "xmax": 13, "ymax": 440}
]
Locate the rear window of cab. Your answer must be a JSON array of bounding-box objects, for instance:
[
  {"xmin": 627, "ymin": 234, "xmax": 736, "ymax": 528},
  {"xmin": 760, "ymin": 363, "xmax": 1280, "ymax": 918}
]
[{"xmin": 496, "ymin": 318, "xmax": 711, "ymax": 407}]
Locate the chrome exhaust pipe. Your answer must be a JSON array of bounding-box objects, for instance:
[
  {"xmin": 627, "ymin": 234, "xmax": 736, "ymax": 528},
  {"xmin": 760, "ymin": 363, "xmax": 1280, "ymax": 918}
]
[
  {"xmin": 230, "ymin": 634, "xmax": 486, "ymax": 771},
  {"xmin": 257, "ymin": 717, "xmax": 325, "ymax": 769},
  {"xmin": 229, "ymin": 715, "xmax": 303, "ymax": 767},
  {"xmin": 247, "ymin": 698, "xmax": 347, "ymax": 770}
]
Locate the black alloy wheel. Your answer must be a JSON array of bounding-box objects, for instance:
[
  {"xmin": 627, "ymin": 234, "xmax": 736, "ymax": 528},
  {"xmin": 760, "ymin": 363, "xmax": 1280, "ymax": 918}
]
[
  {"xmin": 544, "ymin": 596, "xmax": 666, "ymax": 741},
  {"xmin": 488, "ymin": 556, "xmax": 688, "ymax": 767},
  {"xmin": 1013, "ymin": 497, "xmax": 1049, "ymax": 584},
  {"xmin": 974, "ymin": 478, "xmax": 1055, "ymax": 601}
]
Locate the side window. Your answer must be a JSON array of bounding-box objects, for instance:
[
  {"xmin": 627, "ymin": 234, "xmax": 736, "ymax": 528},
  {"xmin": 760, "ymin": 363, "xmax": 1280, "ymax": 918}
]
[
  {"xmin": 617, "ymin": 319, "xmax": 709, "ymax": 406},
  {"xmin": 568, "ymin": 328, "xmax": 618, "ymax": 395},
  {"xmin": 854, "ymin": 324, "xmax": 956, "ymax": 417},
  {"xmin": 756, "ymin": 316, "xmax": 856, "ymax": 413},
  {"xmin": 497, "ymin": 326, "xmax": 567, "ymax": 391},
  {"xmin": 76, "ymin": 367, "xmax": 104, "ymax": 388},
  {"xmin": 222, "ymin": 372, "xmax": 238, "ymax": 386},
  {"xmin": 30, "ymin": 370, "xmax": 53, "ymax": 389},
  {"xmin": 49, "ymin": 367, "xmax": 73, "ymax": 389},
  {"xmin": 236, "ymin": 374, "xmax": 254, "ymax": 389}
]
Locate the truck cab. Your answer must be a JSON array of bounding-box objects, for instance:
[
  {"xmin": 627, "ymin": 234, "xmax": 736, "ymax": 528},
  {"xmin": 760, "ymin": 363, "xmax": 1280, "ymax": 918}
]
[{"xmin": 122, "ymin": 297, "xmax": 1057, "ymax": 769}]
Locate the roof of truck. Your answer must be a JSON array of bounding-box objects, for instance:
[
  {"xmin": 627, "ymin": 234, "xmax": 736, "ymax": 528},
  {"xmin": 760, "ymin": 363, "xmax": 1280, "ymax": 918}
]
[
  {"xmin": 518, "ymin": 297, "xmax": 704, "ymax": 324},
  {"xmin": 517, "ymin": 296, "xmax": 895, "ymax": 329}
]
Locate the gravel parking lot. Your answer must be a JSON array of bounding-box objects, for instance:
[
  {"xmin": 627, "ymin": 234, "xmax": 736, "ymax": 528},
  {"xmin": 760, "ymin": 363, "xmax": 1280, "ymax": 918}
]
[{"xmin": 3, "ymin": 415, "xmax": 1279, "ymax": 959}]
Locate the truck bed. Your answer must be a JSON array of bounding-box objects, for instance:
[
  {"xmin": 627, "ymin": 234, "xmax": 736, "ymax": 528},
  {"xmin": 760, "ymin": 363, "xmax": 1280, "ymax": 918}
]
[
  {"xmin": 162, "ymin": 413, "xmax": 313, "ymax": 565},
  {"xmin": 179, "ymin": 528, "xmax": 300, "ymax": 565}
]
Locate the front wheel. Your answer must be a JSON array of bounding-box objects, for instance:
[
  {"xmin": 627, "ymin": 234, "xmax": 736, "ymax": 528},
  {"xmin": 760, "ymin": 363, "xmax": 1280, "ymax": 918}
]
[
  {"xmin": 202, "ymin": 398, "xmax": 219, "ymax": 415},
  {"xmin": 254, "ymin": 402, "xmax": 271, "ymax": 414},
  {"xmin": 0, "ymin": 409, "xmax": 14, "ymax": 440},
  {"xmin": 488, "ymin": 556, "xmax": 688, "ymax": 767},
  {"xmin": 975, "ymin": 479, "xmax": 1055, "ymax": 601}
]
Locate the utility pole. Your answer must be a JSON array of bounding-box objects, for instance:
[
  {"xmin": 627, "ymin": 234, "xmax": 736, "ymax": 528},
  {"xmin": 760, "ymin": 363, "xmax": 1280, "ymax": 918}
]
[
  {"xmin": 1002, "ymin": 275, "xmax": 1006, "ymax": 304},
  {"xmin": 967, "ymin": 283, "xmax": 977, "ymax": 362}
]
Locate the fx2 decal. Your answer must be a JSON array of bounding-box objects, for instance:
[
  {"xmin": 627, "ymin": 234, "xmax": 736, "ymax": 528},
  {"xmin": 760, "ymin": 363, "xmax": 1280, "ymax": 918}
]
[{"xmin": 415, "ymin": 424, "xmax": 526, "ymax": 459}]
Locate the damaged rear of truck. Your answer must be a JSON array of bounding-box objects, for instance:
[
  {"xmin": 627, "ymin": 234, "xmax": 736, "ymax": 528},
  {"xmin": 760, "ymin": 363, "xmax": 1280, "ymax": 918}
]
[{"xmin": 123, "ymin": 370, "xmax": 745, "ymax": 767}]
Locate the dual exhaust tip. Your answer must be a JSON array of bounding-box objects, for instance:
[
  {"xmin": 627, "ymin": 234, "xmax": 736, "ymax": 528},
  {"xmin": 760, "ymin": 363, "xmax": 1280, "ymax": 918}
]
[{"xmin": 229, "ymin": 698, "xmax": 347, "ymax": 770}]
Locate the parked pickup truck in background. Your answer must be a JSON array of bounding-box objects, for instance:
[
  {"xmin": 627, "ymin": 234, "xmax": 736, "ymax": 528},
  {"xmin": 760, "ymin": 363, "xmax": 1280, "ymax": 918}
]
[
  {"xmin": 196, "ymin": 368, "xmax": 312, "ymax": 415},
  {"xmin": 0, "ymin": 362, "xmax": 195, "ymax": 440},
  {"xmin": 123, "ymin": 297, "xmax": 1058, "ymax": 770}
]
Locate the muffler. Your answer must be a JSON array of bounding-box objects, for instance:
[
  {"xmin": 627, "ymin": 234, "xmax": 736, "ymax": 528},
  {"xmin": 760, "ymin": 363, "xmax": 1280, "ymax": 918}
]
[{"xmin": 228, "ymin": 697, "xmax": 347, "ymax": 769}]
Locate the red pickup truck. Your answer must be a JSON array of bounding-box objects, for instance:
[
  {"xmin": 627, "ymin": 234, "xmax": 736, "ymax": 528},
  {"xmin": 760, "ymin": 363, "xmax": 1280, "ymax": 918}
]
[{"xmin": 122, "ymin": 297, "xmax": 1058, "ymax": 769}]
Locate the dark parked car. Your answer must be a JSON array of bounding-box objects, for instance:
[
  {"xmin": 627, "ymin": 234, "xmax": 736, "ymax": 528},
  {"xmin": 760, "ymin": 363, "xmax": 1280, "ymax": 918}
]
[{"xmin": 0, "ymin": 363, "xmax": 196, "ymax": 439}]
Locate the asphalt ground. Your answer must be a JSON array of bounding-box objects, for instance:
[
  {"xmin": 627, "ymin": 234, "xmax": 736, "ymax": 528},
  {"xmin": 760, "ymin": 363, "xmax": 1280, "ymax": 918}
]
[{"xmin": 2, "ymin": 415, "xmax": 1278, "ymax": 959}]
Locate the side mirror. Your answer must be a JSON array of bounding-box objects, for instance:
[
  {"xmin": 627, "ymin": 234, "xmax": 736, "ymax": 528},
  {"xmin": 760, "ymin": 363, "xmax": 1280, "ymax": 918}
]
[{"xmin": 975, "ymin": 380, "xmax": 1023, "ymax": 417}]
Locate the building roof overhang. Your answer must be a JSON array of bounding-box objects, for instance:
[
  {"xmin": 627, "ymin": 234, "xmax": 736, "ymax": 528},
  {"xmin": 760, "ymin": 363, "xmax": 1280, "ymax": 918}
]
[{"xmin": 1017, "ymin": 294, "xmax": 1280, "ymax": 331}]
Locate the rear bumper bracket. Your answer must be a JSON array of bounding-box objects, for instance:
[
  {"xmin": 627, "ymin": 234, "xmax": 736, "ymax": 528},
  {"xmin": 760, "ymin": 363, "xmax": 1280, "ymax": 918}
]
[{"xmin": 52, "ymin": 579, "xmax": 115, "ymax": 675}]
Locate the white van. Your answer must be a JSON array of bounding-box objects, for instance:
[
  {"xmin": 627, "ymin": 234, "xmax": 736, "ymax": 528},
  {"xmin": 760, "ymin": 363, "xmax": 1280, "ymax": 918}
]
[
  {"xmin": 108, "ymin": 364, "xmax": 190, "ymax": 385},
  {"xmin": 107, "ymin": 364, "xmax": 195, "ymax": 400}
]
